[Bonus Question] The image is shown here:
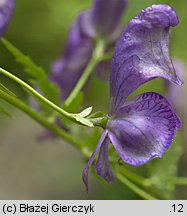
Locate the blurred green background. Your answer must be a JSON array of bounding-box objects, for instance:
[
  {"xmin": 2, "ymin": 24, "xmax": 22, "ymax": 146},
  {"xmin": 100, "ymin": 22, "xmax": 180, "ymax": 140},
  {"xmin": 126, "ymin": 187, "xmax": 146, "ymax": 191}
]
[{"xmin": 0, "ymin": 0, "xmax": 187, "ymax": 199}]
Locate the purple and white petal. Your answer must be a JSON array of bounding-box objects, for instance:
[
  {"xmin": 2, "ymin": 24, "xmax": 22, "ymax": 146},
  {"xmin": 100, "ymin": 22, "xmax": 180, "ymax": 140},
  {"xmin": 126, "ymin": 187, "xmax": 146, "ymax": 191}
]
[
  {"xmin": 110, "ymin": 4, "xmax": 182, "ymax": 112},
  {"xmin": 0, "ymin": 0, "xmax": 15, "ymax": 36},
  {"xmin": 107, "ymin": 92, "xmax": 180, "ymax": 166},
  {"xmin": 95, "ymin": 137, "xmax": 114, "ymax": 184},
  {"xmin": 82, "ymin": 130, "xmax": 108, "ymax": 192}
]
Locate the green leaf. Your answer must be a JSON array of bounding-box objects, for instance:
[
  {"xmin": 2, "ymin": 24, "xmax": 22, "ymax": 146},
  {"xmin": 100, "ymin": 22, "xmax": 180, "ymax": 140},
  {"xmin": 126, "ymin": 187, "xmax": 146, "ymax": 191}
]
[
  {"xmin": 88, "ymin": 111, "xmax": 105, "ymax": 119},
  {"xmin": 67, "ymin": 106, "xmax": 94, "ymax": 127},
  {"xmin": 147, "ymin": 135, "xmax": 182, "ymax": 199},
  {"xmin": 77, "ymin": 117, "xmax": 94, "ymax": 127},
  {"xmin": 79, "ymin": 107, "xmax": 92, "ymax": 117},
  {"xmin": 1, "ymin": 38, "xmax": 59, "ymax": 106},
  {"xmin": 70, "ymin": 115, "xmax": 94, "ymax": 127}
]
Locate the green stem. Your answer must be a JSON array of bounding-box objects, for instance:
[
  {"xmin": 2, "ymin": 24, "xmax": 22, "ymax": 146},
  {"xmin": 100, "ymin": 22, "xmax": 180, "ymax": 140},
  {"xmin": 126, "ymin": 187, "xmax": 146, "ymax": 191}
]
[
  {"xmin": 64, "ymin": 40, "xmax": 106, "ymax": 107},
  {"xmin": 116, "ymin": 173, "xmax": 157, "ymax": 200},
  {"xmin": 117, "ymin": 166, "xmax": 152, "ymax": 187},
  {"xmin": 0, "ymin": 88, "xmax": 82, "ymax": 149},
  {"xmin": 0, "ymin": 67, "xmax": 81, "ymax": 121}
]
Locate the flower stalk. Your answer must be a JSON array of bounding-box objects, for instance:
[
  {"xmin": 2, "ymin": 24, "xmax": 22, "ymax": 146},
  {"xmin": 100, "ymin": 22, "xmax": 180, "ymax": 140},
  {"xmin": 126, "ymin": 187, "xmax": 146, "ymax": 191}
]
[
  {"xmin": 115, "ymin": 173, "xmax": 158, "ymax": 200},
  {"xmin": 0, "ymin": 67, "xmax": 70, "ymax": 116},
  {"xmin": 64, "ymin": 39, "xmax": 106, "ymax": 107},
  {"xmin": 0, "ymin": 67, "xmax": 99, "ymax": 127},
  {"xmin": 116, "ymin": 166, "xmax": 152, "ymax": 188}
]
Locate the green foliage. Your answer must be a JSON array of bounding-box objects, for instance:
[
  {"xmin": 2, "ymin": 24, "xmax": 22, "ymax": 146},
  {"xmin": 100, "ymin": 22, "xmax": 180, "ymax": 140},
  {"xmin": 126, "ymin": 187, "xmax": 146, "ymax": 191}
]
[
  {"xmin": 79, "ymin": 107, "xmax": 92, "ymax": 118},
  {"xmin": 62, "ymin": 93, "xmax": 94, "ymax": 127},
  {"xmin": 88, "ymin": 111, "xmax": 105, "ymax": 119},
  {"xmin": 69, "ymin": 113, "xmax": 93, "ymax": 127},
  {"xmin": 147, "ymin": 135, "xmax": 182, "ymax": 199},
  {"xmin": 1, "ymin": 38, "xmax": 59, "ymax": 106}
]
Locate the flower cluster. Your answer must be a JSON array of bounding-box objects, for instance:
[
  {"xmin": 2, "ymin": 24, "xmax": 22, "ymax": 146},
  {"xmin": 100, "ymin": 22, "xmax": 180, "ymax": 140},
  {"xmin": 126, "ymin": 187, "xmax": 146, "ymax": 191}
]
[
  {"xmin": 82, "ymin": 4, "xmax": 182, "ymax": 191},
  {"xmin": 50, "ymin": 0, "xmax": 128, "ymax": 100},
  {"xmin": 0, "ymin": 0, "xmax": 15, "ymax": 36},
  {"xmin": 0, "ymin": 0, "xmax": 186, "ymax": 198}
]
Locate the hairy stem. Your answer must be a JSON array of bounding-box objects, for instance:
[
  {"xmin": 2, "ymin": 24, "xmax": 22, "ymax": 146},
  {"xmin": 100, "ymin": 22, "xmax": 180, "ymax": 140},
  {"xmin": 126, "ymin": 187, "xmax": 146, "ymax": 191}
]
[{"xmin": 0, "ymin": 67, "xmax": 93, "ymax": 126}]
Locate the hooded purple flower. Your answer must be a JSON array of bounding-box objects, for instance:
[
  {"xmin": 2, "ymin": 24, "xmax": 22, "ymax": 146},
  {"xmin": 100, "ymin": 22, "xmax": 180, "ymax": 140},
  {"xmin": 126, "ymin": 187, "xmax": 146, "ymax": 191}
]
[
  {"xmin": 82, "ymin": 4, "xmax": 182, "ymax": 191},
  {"xmin": 50, "ymin": 0, "xmax": 128, "ymax": 100},
  {"xmin": 0, "ymin": 0, "xmax": 15, "ymax": 36}
]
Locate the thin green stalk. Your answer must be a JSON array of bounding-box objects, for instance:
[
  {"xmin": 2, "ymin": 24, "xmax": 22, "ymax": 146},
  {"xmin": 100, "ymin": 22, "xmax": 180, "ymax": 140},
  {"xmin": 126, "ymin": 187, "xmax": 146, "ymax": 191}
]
[
  {"xmin": 0, "ymin": 67, "xmax": 107, "ymax": 127},
  {"xmin": 0, "ymin": 89, "xmax": 82, "ymax": 149},
  {"xmin": 116, "ymin": 173, "xmax": 157, "ymax": 200},
  {"xmin": 0, "ymin": 67, "xmax": 96, "ymax": 128},
  {"xmin": 65, "ymin": 40, "xmax": 106, "ymax": 107},
  {"xmin": 0, "ymin": 68, "xmax": 71, "ymax": 116}
]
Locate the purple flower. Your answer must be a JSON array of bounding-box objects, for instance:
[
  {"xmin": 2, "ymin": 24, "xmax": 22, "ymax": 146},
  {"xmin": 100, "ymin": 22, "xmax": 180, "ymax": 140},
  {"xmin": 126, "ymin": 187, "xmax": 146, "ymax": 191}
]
[
  {"xmin": 50, "ymin": 0, "xmax": 128, "ymax": 100},
  {"xmin": 50, "ymin": 21, "xmax": 93, "ymax": 100},
  {"xmin": 82, "ymin": 4, "xmax": 182, "ymax": 191},
  {"xmin": 0, "ymin": 0, "xmax": 15, "ymax": 36},
  {"xmin": 79, "ymin": 0, "xmax": 128, "ymax": 41},
  {"xmin": 110, "ymin": 4, "xmax": 183, "ymax": 112}
]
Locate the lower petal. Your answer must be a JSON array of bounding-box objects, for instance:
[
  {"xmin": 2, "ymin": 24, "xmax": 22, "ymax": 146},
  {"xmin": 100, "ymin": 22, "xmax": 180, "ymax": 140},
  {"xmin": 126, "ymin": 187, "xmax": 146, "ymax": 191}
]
[
  {"xmin": 108, "ymin": 92, "xmax": 180, "ymax": 166},
  {"xmin": 82, "ymin": 130, "xmax": 108, "ymax": 191},
  {"xmin": 95, "ymin": 139, "xmax": 114, "ymax": 184}
]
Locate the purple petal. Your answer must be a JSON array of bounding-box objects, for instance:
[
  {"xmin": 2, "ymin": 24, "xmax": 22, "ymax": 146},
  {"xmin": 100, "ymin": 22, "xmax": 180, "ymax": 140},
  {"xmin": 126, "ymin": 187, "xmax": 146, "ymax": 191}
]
[
  {"xmin": 82, "ymin": 130, "xmax": 108, "ymax": 192},
  {"xmin": 50, "ymin": 20, "xmax": 92, "ymax": 100},
  {"xmin": 107, "ymin": 92, "xmax": 181, "ymax": 166},
  {"xmin": 78, "ymin": 0, "xmax": 127, "ymax": 40},
  {"xmin": 77, "ymin": 10, "xmax": 96, "ymax": 39},
  {"xmin": 0, "ymin": 0, "xmax": 15, "ymax": 36},
  {"xmin": 95, "ymin": 137, "xmax": 114, "ymax": 184},
  {"xmin": 92, "ymin": 0, "xmax": 127, "ymax": 36},
  {"xmin": 110, "ymin": 4, "xmax": 182, "ymax": 112}
]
